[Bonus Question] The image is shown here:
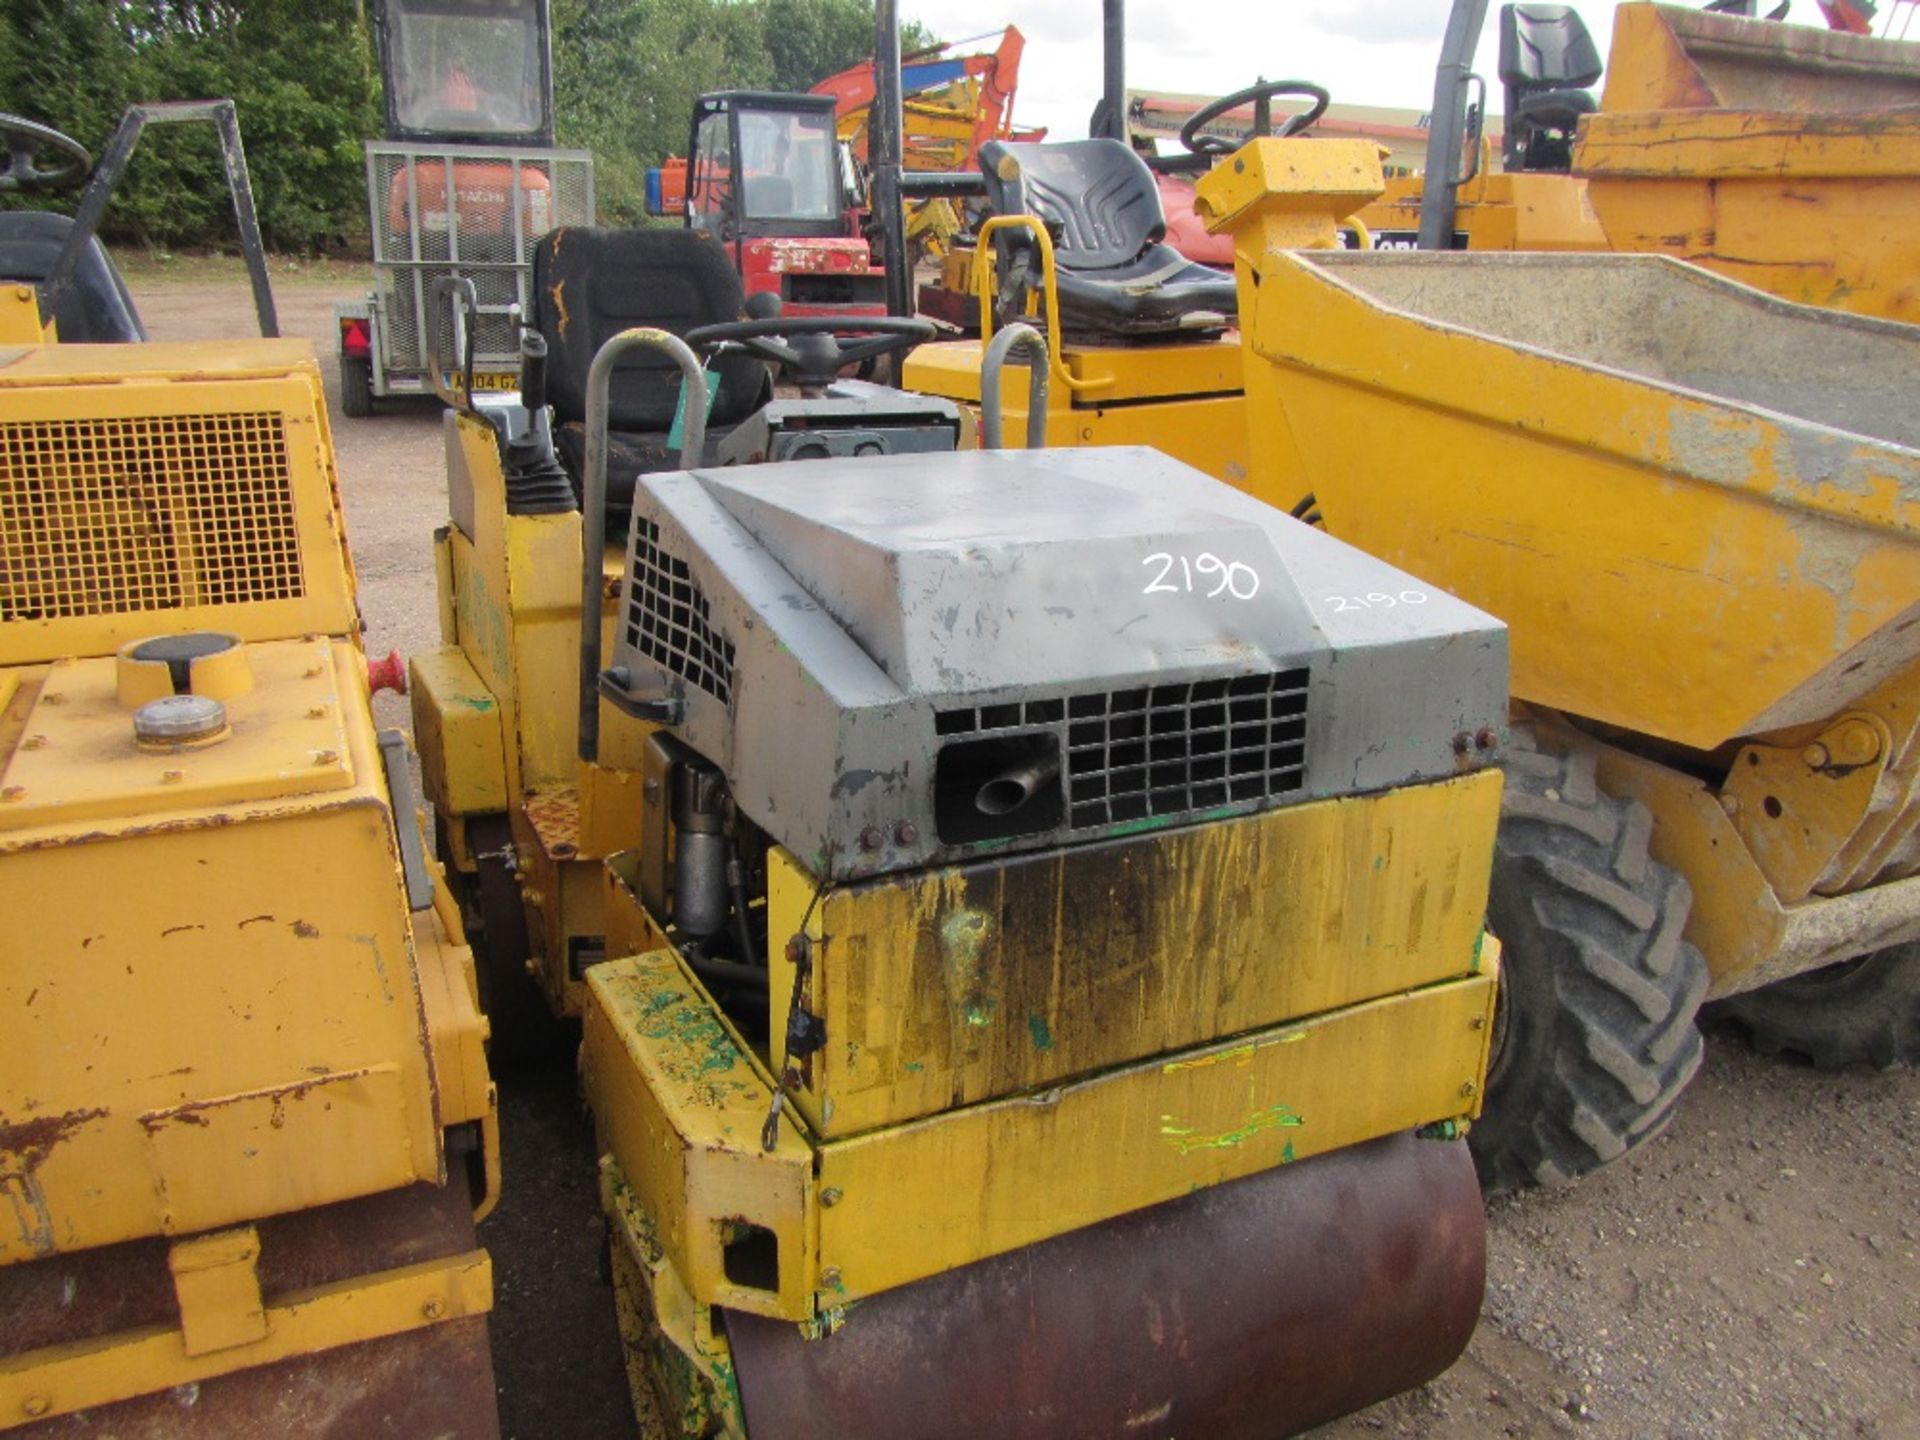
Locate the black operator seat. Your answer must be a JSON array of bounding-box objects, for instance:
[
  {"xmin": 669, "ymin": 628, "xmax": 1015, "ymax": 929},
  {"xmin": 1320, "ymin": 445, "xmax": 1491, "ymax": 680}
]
[
  {"xmin": 1498, "ymin": 4, "xmax": 1605, "ymax": 173},
  {"xmin": 978, "ymin": 138, "xmax": 1237, "ymax": 342},
  {"xmin": 532, "ymin": 226, "xmax": 769, "ymax": 512},
  {"xmin": 0, "ymin": 211, "xmax": 146, "ymax": 342}
]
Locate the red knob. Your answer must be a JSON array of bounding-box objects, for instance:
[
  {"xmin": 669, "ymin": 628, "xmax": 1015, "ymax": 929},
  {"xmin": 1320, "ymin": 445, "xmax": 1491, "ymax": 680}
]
[{"xmin": 368, "ymin": 650, "xmax": 407, "ymax": 695}]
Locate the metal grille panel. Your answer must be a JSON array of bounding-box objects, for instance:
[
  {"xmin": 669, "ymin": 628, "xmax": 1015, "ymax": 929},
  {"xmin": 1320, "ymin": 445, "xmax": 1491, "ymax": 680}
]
[
  {"xmin": 0, "ymin": 412, "xmax": 302, "ymax": 622},
  {"xmin": 624, "ymin": 520, "xmax": 735, "ymax": 706},
  {"xmin": 1064, "ymin": 672, "xmax": 1309, "ymax": 827},
  {"xmin": 368, "ymin": 144, "xmax": 594, "ymax": 373},
  {"xmin": 936, "ymin": 669, "xmax": 1311, "ymax": 831}
]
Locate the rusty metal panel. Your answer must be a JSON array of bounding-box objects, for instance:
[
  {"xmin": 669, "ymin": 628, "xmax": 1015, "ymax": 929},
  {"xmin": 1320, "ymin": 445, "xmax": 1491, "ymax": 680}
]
[
  {"xmin": 582, "ymin": 948, "xmax": 1493, "ymax": 1321},
  {"xmin": 0, "ymin": 645, "xmax": 442, "ymax": 1261},
  {"xmin": 1, "ymin": 1180, "xmax": 496, "ymax": 1435},
  {"xmin": 813, "ymin": 970, "xmax": 1494, "ymax": 1305}
]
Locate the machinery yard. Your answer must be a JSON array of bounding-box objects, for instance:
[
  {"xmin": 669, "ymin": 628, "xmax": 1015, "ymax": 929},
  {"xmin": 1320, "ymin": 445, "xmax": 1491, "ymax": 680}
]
[
  {"xmin": 134, "ymin": 263, "xmax": 1920, "ymax": 1440},
  {"xmin": 8, "ymin": 0, "xmax": 1920, "ymax": 1432}
]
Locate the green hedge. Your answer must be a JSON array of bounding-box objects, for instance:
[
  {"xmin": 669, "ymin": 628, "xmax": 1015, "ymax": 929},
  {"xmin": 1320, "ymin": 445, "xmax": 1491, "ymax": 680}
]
[{"xmin": 0, "ymin": 0, "xmax": 930, "ymax": 249}]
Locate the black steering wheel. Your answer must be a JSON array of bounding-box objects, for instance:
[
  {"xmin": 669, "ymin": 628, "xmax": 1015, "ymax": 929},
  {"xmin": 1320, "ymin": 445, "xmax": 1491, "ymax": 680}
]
[
  {"xmin": 1180, "ymin": 81, "xmax": 1332, "ymax": 157},
  {"xmin": 0, "ymin": 114, "xmax": 93, "ymax": 192},
  {"xmin": 685, "ymin": 315, "xmax": 935, "ymax": 391}
]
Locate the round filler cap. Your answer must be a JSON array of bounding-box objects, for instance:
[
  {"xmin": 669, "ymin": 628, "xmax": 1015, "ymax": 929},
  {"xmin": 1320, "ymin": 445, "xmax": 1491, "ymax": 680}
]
[{"xmin": 133, "ymin": 693, "xmax": 229, "ymax": 746}]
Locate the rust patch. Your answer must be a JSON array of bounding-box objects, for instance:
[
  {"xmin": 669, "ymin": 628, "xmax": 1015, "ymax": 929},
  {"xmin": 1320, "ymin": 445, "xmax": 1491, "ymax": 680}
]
[{"xmin": 0, "ymin": 1106, "xmax": 107, "ymax": 1167}]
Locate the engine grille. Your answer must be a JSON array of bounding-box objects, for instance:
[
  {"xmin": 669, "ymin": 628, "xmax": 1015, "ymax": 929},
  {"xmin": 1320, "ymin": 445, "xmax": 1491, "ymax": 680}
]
[
  {"xmin": 0, "ymin": 412, "xmax": 303, "ymax": 623},
  {"xmin": 1065, "ymin": 671, "xmax": 1310, "ymax": 827},
  {"xmin": 936, "ymin": 669, "xmax": 1311, "ymax": 831},
  {"xmin": 624, "ymin": 520, "xmax": 735, "ymax": 707}
]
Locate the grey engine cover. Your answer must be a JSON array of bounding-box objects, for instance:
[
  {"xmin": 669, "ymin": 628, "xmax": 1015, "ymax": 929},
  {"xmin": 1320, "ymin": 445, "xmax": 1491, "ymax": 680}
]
[{"xmin": 607, "ymin": 446, "xmax": 1507, "ymax": 881}]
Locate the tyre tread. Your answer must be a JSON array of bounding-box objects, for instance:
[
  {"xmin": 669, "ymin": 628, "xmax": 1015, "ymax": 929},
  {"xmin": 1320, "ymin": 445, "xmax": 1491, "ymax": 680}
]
[{"xmin": 1471, "ymin": 723, "xmax": 1710, "ymax": 1193}]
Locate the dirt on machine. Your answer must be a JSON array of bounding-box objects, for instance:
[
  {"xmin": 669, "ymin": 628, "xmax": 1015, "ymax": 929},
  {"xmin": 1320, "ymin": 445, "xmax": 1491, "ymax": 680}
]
[{"xmin": 0, "ymin": 103, "xmax": 500, "ymax": 1433}]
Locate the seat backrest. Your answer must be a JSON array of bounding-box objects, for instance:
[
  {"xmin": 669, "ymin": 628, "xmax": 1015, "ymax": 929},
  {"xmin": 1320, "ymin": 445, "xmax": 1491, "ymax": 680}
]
[
  {"xmin": 0, "ymin": 211, "xmax": 146, "ymax": 343},
  {"xmin": 1498, "ymin": 4, "xmax": 1604, "ymax": 170},
  {"xmin": 531, "ymin": 227, "xmax": 764, "ymax": 431},
  {"xmin": 1499, "ymin": 5, "xmax": 1604, "ymax": 94},
  {"xmin": 978, "ymin": 139, "xmax": 1166, "ymax": 271}
]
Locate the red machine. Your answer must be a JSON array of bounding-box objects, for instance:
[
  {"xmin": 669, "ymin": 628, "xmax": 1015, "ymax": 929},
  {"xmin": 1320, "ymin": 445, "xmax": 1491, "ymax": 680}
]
[{"xmin": 650, "ymin": 91, "xmax": 884, "ymax": 319}]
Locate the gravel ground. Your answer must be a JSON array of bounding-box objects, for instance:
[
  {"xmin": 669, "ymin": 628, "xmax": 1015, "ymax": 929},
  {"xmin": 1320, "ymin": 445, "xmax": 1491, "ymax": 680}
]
[{"xmin": 130, "ymin": 260, "xmax": 1920, "ymax": 1440}]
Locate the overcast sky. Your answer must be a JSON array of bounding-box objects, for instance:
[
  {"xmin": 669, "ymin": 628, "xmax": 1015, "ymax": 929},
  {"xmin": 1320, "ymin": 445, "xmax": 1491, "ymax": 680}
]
[{"xmin": 892, "ymin": 2, "xmax": 1662, "ymax": 138}]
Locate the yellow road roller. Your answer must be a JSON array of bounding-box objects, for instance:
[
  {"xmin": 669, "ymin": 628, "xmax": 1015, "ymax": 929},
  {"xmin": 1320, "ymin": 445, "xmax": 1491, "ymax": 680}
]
[
  {"xmin": 1201, "ymin": 141, "xmax": 1920, "ymax": 1190},
  {"xmin": 571, "ymin": 335, "xmax": 1509, "ymax": 1434},
  {"xmin": 410, "ymin": 205, "xmax": 1514, "ymax": 1424},
  {"xmin": 0, "ymin": 105, "xmax": 499, "ymax": 1433}
]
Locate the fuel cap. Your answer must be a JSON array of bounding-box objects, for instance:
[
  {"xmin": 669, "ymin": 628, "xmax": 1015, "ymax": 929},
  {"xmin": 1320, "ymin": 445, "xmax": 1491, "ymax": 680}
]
[{"xmin": 133, "ymin": 693, "xmax": 229, "ymax": 748}]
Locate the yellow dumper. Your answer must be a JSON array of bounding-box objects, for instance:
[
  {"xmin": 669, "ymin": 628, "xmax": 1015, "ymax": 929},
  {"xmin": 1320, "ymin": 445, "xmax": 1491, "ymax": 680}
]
[
  {"xmin": 1368, "ymin": 3, "xmax": 1920, "ymax": 323},
  {"xmin": 1575, "ymin": 4, "xmax": 1920, "ymax": 323},
  {"xmin": 1204, "ymin": 142, "xmax": 1920, "ymax": 1188}
]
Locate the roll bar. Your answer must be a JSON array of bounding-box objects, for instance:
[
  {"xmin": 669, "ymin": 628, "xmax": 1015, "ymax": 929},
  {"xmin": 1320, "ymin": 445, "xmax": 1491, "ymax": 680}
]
[{"xmin": 577, "ymin": 330, "xmax": 709, "ymax": 763}]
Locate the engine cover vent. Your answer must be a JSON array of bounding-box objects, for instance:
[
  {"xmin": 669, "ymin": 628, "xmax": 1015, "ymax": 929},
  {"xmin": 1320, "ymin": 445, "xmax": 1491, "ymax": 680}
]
[
  {"xmin": 1, "ymin": 412, "xmax": 303, "ymax": 623},
  {"xmin": 623, "ymin": 517, "xmax": 735, "ymax": 707}
]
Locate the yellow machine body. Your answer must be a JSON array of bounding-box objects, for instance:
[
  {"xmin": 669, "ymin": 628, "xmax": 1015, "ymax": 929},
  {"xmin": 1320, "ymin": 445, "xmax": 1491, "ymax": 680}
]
[
  {"xmin": 0, "ymin": 339, "xmax": 498, "ymax": 1431},
  {"xmin": 1359, "ymin": 6, "xmax": 1920, "ymax": 323},
  {"xmin": 1201, "ymin": 148, "xmax": 1920, "ymax": 999},
  {"xmin": 581, "ymin": 768, "xmax": 1501, "ymax": 1434},
  {"xmin": 1355, "ymin": 168, "xmax": 1607, "ymax": 251},
  {"xmin": 1575, "ymin": 4, "xmax": 1920, "ymax": 324},
  {"xmin": 411, "ymin": 412, "xmax": 648, "ymax": 1017}
]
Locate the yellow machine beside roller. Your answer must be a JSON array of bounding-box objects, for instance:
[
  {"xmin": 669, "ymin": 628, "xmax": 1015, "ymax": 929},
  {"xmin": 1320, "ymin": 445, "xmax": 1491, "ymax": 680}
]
[
  {"xmin": 1363, "ymin": 2, "xmax": 1920, "ymax": 323},
  {"xmin": 0, "ymin": 106, "xmax": 499, "ymax": 1433}
]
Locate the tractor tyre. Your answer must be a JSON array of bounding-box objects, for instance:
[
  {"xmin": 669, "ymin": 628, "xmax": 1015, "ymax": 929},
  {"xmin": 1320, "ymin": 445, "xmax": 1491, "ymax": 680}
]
[
  {"xmin": 1711, "ymin": 943, "xmax": 1920, "ymax": 1070},
  {"xmin": 340, "ymin": 355, "xmax": 374, "ymax": 419},
  {"xmin": 1470, "ymin": 722, "xmax": 1710, "ymax": 1193},
  {"xmin": 451, "ymin": 814, "xmax": 564, "ymax": 1067}
]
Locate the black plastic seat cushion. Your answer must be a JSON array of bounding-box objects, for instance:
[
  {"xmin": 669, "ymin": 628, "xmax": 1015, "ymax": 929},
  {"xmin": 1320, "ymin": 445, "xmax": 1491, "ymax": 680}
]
[
  {"xmin": 1511, "ymin": 88, "xmax": 1597, "ymax": 134},
  {"xmin": 0, "ymin": 211, "xmax": 145, "ymax": 343},
  {"xmin": 979, "ymin": 139, "xmax": 1237, "ymax": 340},
  {"xmin": 532, "ymin": 227, "xmax": 765, "ymax": 430}
]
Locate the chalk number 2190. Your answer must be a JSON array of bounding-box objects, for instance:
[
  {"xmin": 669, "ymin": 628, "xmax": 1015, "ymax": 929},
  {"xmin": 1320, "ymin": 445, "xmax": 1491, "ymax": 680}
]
[{"xmin": 1142, "ymin": 552, "xmax": 1261, "ymax": 600}]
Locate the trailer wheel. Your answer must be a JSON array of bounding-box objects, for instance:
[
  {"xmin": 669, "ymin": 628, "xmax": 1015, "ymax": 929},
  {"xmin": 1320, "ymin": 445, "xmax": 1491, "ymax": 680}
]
[
  {"xmin": 1711, "ymin": 943, "xmax": 1920, "ymax": 1070},
  {"xmin": 1471, "ymin": 723, "xmax": 1710, "ymax": 1193},
  {"xmin": 340, "ymin": 355, "xmax": 374, "ymax": 419}
]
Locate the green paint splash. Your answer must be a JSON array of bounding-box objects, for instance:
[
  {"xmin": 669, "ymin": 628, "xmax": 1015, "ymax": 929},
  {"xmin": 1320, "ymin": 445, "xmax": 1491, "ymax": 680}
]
[
  {"xmin": 1160, "ymin": 1103, "xmax": 1304, "ymax": 1155},
  {"xmin": 1027, "ymin": 1013, "xmax": 1054, "ymax": 1051}
]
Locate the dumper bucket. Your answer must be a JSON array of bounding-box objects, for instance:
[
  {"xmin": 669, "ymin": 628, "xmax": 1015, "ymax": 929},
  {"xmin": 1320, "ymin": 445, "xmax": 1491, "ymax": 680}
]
[
  {"xmin": 1238, "ymin": 250, "xmax": 1920, "ymax": 753},
  {"xmin": 1575, "ymin": 5, "xmax": 1920, "ymax": 322}
]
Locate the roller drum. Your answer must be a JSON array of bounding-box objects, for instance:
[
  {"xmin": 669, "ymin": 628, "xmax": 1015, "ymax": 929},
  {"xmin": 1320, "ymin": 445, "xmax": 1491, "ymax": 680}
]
[{"xmin": 727, "ymin": 1130, "xmax": 1484, "ymax": 1440}]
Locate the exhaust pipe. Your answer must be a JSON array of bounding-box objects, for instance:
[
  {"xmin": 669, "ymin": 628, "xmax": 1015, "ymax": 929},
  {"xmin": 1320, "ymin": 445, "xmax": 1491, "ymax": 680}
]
[{"xmin": 975, "ymin": 752, "xmax": 1060, "ymax": 817}]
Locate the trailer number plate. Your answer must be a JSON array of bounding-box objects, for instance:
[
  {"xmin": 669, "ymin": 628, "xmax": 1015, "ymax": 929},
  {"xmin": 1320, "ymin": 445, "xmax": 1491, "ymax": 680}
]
[{"xmin": 463, "ymin": 372, "xmax": 520, "ymax": 393}]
